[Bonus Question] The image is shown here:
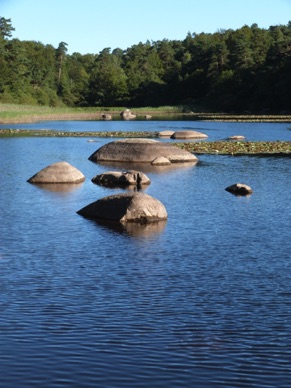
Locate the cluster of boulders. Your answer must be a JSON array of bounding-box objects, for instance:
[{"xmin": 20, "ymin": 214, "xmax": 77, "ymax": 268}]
[
  {"xmin": 27, "ymin": 138, "xmax": 200, "ymax": 226},
  {"xmin": 27, "ymin": 130, "xmax": 253, "ymax": 231},
  {"xmin": 101, "ymin": 109, "xmax": 152, "ymax": 121},
  {"xmin": 120, "ymin": 109, "xmax": 136, "ymax": 120}
]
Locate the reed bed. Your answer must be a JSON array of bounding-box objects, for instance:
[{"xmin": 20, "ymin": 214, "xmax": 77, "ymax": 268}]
[
  {"xmin": 2, "ymin": 103, "xmax": 291, "ymax": 123},
  {"xmin": 175, "ymin": 141, "xmax": 291, "ymax": 155},
  {"xmin": 0, "ymin": 104, "xmax": 183, "ymax": 124}
]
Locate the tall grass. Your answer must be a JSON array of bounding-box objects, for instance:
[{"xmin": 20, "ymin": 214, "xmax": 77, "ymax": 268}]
[
  {"xmin": 0, "ymin": 103, "xmax": 183, "ymax": 123},
  {"xmin": 1, "ymin": 103, "xmax": 291, "ymax": 123}
]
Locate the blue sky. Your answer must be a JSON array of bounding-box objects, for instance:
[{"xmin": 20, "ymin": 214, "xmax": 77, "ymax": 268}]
[{"xmin": 2, "ymin": 0, "xmax": 291, "ymax": 54}]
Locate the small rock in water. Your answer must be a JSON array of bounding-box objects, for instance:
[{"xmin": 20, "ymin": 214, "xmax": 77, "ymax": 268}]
[{"xmin": 225, "ymin": 183, "xmax": 253, "ymax": 196}]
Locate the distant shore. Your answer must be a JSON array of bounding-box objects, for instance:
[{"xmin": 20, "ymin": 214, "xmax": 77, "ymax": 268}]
[
  {"xmin": 1, "ymin": 112, "xmax": 291, "ymax": 124},
  {"xmin": 1, "ymin": 103, "xmax": 291, "ymax": 124}
]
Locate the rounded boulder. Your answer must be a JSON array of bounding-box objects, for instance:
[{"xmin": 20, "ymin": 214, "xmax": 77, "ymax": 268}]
[
  {"xmin": 27, "ymin": 161, "xmax": 85, "ymax": 184},
  {"xmin": 171, "ymin": 130, "xmax": 208, "ymax": 139},
  {"xmin": 77, "ymin": 192, "xmax": 168, "ymax": 223},
  {"xmin": 88, "ymin": 138, "xmax": 198, "ymax": 164}
]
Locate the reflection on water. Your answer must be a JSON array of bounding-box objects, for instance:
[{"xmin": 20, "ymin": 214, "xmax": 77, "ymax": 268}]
[
  {"xmin": 29, "ymin": 182, "xmax": 85, "ymax": 193},
  {"xmin": 94, "ymin": 160, "xmax": 199, "ymax": 173},
  {"xmin": 89, "ymin": 218, "xmax": 167, "ymax": 238}
]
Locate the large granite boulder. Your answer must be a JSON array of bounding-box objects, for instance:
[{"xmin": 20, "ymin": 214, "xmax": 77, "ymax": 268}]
[
  {"xmin": 120, "ymin": 109, "xmax": 136, "ymax": 120},
  {"xmin": 27, "ymin": 161, "xmax": 85, "ymax": 184},
  {"xmin": 88, "ymin": 138, "xmax": 198, "ymax": 164},
  {"xmin": 77, "ymin": 192, "xmax": 168, "ymax": 223},
  {"xmin": 92, "ymin": 170, "xmax": 151, "ymax": 187},
  {"xmin": 225, "ymin": 183, "xmax": 253, "ymax": 196},
  {"xmin": 171, "ymin": 130, "xmax": 208, "ymax": 139}
]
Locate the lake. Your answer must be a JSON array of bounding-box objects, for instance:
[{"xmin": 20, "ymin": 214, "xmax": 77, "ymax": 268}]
[{"xmin": 0, "ymin": 120, "xmax": 290, "ymax": 387}]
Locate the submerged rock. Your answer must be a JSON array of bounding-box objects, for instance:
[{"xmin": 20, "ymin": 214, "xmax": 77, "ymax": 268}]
[
  {"xmin": 91, "ymin": 170, "xmax": 151, "ymax": 187},
  {"xmin": 27, "ymin": 161, "xmax": 85, "ymax": 184},
  {"xmin": 225, "ymin": 183, "xmax": 253, "ymax": 196},
  {"xmin": 88, "ymin": 138, "xmax": 198, "ymax": 164},
  {"xmin": 77, "ymin": 192, "xmax": 168, "ymax": 223},
  {"xmin": 228, "ymin": 135, "xmax": 245, "ymax": 140}
]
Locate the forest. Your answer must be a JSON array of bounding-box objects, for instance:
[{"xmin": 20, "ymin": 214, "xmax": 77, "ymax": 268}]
[{"xmin": 0, "ymin": 17, "xmax": 291, "ymax": 113}]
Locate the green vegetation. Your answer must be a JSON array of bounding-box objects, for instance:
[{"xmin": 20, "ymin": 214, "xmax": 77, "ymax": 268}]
[
  {"xmin": 1, "ymin": 103, "xmax": 291, "ymax": 124},
  {"xmin": 0, "ymin": 103, "xmax": 185, "ymax": 123},
  {"xmin": 1, "ymin": 17, "xmax": 291, "ymax": 113},
  {"xmin": 0, "ymin": 129, "xmax": 157, "ymax": 138},
  {"xmin": 175, "ymin": 141, "xmax": 291, "ymax": 155}
]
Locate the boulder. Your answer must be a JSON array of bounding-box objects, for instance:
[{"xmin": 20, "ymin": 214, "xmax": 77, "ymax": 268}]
[
  {"xmin": 89, "ymin": 138, "xmax": 198, "ymax": 164},
  {"xmin": 145, "ymin": 115, "xmax": 152, "ymax": 120},
  {"xmin": 158, "ymin": 130, "xmax": 175, "ymax": 138},
  {"xmin": 225, "ymin": 183, "xmax": 253, "ymax": 196},
  {"xmin": 120, "ymin": 109, "xmax": 136, "ymax": 120},
  {"xmin": 171, "ymin": 130, "xmax": 208, "ymax": 139},
  {"xmin": 151, "ymin": 156, "xmax": 171, "ymax": 166},
  {"xmin": 27, "ymin": 161, "xmax": 85, "ymax": 184},
  {"xmin": 77, "ymin": 192, "xmax": 168, "ymax": 223},
  {"xmin": 228, "ymin": 135, "xmax": 245, "ymax": 140},
  {"xmin": 91, "ymin": 170, "xmax": 151, "ymax": 187},
  {"xmin": 101, "ymin": 114, "xmax": 112, "ymax": 120}
]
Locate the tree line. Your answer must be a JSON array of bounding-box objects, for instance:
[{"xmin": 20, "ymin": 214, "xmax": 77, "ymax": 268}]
[{"xmin": 0, "ymin": 17, "xmax": 291, "ymax": 112}]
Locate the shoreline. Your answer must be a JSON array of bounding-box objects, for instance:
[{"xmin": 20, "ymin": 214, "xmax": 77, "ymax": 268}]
[
  {"xmin": 1, "ymin": 103, "xmax": 291, "ymax": 124},
  {"xmin": 1, "ymin": 112, "xmax": 291, "ymax": 124}
]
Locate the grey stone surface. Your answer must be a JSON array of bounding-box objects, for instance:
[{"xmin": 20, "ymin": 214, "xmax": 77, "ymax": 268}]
[
  {"xmin": 225, "ymin": 183, "xmax": 253, "ymax": 195},
  {"xmin": 171, "ymin": 130, "xmax": 208, "ymax": 139},
  {"xmin": 27, "ymin": 161, "xmax": 85, "ymax": 184},
  {"xmin": 92, "ymin": 170, "xmax": 151, "ymax": 187},
  {"xmin": 77, "ymin": 192, "xmax": 168, "ymax": 223},
  {"xmin": 89, "ymin": 138, "xmax": 198, "ymax": 164}
]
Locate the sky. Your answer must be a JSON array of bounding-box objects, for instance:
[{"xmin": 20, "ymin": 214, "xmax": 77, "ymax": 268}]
[{"xmin": 1, "ymin": 0, "xmax": 291, "ymax": 54}]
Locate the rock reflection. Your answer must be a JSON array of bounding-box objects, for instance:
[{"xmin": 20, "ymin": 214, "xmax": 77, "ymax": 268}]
[
  {"xmin": 95, "ymin": 160, "xmax": 198, "ymax": 173},
  {"xmin": 89, "ymin": 219, "xmax": 167, "ymax": 238},
  {"xmin": 32, "ymin": 182, "xmax": 84, "ymax": 193}
]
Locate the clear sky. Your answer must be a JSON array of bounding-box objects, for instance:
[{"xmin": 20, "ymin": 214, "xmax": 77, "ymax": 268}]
[{"xmin": 1, "ymin": 0, "xmax": 291, "ymax": 54}]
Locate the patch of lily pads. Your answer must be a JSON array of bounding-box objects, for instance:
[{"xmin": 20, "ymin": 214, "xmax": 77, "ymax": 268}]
[
  {"xmin": 0, "ymin": 129, "xmax": 290, "ymax": 155},
  {"xmin": 175, "ymin": 141, "xmax": 291, "ymax": 155},
  {"xmin": 0, "ymin": 129, "xmax": 157, "ymax": 138}
]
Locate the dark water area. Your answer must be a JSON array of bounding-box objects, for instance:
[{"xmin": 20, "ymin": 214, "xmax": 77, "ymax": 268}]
[{"xmin": 0, "ymin": 121, "xmax": 291, "ymax": 387}]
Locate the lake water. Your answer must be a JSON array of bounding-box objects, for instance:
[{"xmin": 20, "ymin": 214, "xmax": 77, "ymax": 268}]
[{"xmin": 0, "ymin": 120, "xmax": 291, "ymax": 387}]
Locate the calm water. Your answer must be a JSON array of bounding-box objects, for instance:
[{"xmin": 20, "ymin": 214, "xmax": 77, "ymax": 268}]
[
  {"xmin": 0, "ymin": 121, "xmax": 291, "ymax": 387},
  {"xmin": 1, "ymin": 119, "xmax": 291, "ymax": 141}
]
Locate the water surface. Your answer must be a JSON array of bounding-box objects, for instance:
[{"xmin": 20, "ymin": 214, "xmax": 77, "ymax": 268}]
[
  {"xmin": 1, "ymin": 119, "xmax": 291, "ymax": 141},
  {"xmin": 0, "ymin": 122, "xmax": 290, "ymax": 387}
]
